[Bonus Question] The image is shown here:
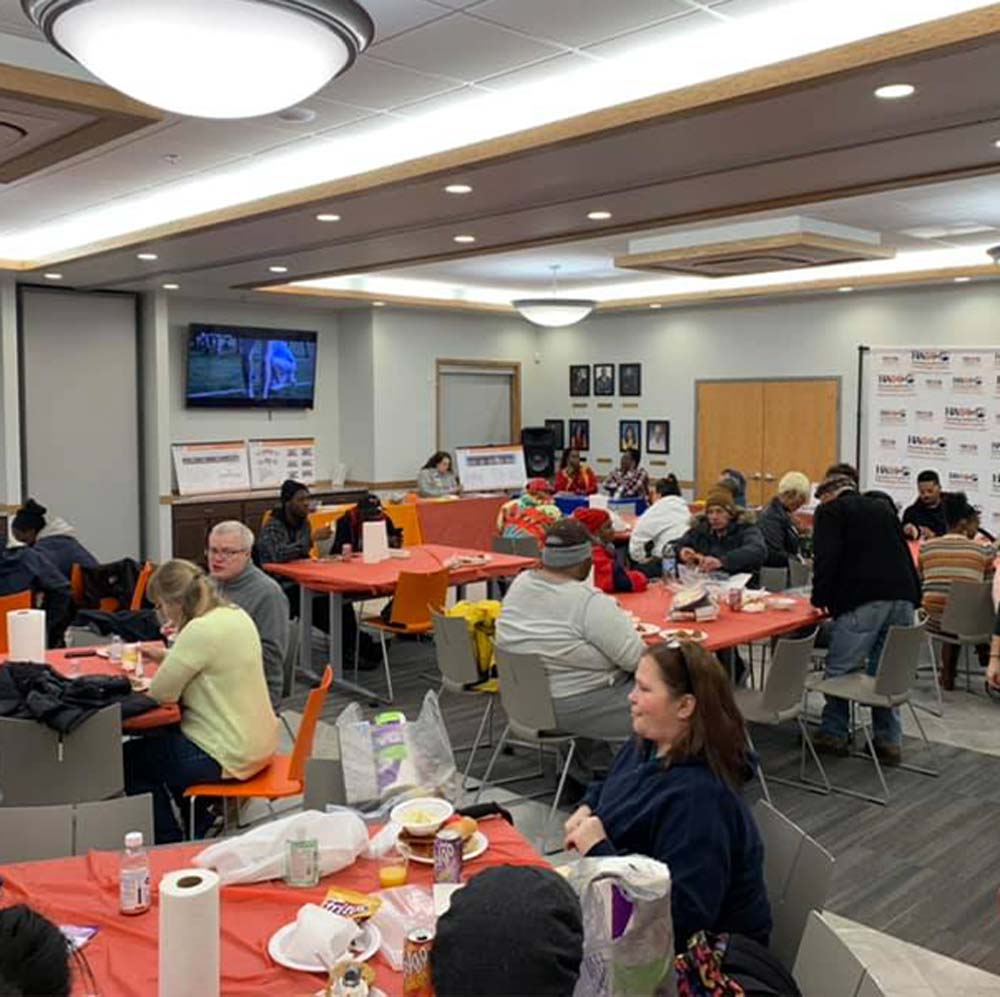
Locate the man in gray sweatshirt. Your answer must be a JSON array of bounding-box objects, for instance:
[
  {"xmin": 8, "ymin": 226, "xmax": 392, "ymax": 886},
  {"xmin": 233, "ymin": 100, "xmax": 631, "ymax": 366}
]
[{"xmin": 207, "ymin": 521, "xmax": 290, "ymax": 709}]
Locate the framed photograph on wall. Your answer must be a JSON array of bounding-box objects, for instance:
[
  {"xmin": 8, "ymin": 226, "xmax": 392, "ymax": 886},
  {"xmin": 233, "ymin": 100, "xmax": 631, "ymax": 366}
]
[
  {"xmin": 569, "ymin": 365, "xmax": 590, "ymax": 397},
  {"xmin": 569, "ymin": 419, "xmax": 590, "ymax": 451},
  {"xmin": 646, "ymin": 419, "xmax": 670, "ymax": 454},
  {"xmin": 619, "ymin": 363, "xmax": 642, "ymax": 397},
  {"xmin": 619, "ymin": 419, "xmax": 641, "ymax": 452},
  {"xmin": 594, "ymin": 363, "xmax": 615, "ymax": 396},
  {"xmin": 544, "ymin": 419, "xmax": 565, "ymax": 451}
]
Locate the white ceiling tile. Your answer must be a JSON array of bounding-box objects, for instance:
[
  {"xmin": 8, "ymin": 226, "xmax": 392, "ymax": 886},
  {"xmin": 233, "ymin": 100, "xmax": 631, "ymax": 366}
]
[
  {"xmin": 265, "ymin": 99, "xmax": 372, "ymax": 134},
  {"xmin": 425, "ymin": 0, "xmax": 487, "ymax": 8},
  {"xmin": 370, "ymin": 13, "xmax": 564, "ymax": 82},
  {"xmin": 391, "ymin": 85, "xmax": 483, "ymax": 117},
  {"xmin": 362, "ymin": 0, "xmax": 451, "ymax": 42},
  {"xmin": 582, "ymin": 10, "xmax": 716, "ymax": 59},
  {"xmin": 318, "ymin": 55, "xmax": 459, "ymax": 109},
  {"xmin": 467, "ymin": 0, "xmax": 692, "ymax": 49},
  {"xmin": 709, "ymin": 0, "xmax": 791, "ymax": 18},
  {"xmin": 479, "ymin": 52, "xmax": 603, "ymax": 91}
]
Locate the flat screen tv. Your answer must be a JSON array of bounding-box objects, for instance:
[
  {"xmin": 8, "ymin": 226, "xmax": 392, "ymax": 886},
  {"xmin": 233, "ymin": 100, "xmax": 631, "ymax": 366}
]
[{"xmin": 185, "ymin": 324, "xmax": 318, "ymax": 409}]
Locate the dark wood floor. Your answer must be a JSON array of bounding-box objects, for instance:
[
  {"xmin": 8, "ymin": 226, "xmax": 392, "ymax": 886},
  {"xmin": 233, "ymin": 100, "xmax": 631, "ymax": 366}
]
[{"xmin": 291, "ymin": 637, "xmax": 1000, "ymax": 974}]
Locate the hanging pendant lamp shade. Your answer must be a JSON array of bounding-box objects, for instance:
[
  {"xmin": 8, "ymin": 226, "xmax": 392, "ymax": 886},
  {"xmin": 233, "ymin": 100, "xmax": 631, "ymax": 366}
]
[{"xmin": 512, "ymin": 265, "xmax": 596, "ymax": 327}]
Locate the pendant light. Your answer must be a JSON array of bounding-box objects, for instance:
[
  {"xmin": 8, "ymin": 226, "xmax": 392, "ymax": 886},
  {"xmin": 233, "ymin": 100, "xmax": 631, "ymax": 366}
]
[{"xmin": 513, "ymin": 265, "xmax": 596, "ymax": 328}]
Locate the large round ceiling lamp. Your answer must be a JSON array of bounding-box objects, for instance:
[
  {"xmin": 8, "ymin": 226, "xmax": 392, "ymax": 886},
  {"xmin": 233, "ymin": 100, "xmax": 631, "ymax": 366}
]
[
  {"xmin": 22, "ymin": 0, "xmax": 374, "ymax": 119},
  {"xmin": 512, "ymin": 266, "xmax": 596, "ymax": 328}
]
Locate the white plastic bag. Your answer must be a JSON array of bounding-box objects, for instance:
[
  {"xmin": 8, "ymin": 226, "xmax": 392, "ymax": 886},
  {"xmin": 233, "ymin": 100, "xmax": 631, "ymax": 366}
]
[
  {"xmin": 569, "ymin": 855, "xmax": 677, "ymax": 997},
  {"xmin": 192, "ymin": 809, "xmax": 367, "ymax": 885}
]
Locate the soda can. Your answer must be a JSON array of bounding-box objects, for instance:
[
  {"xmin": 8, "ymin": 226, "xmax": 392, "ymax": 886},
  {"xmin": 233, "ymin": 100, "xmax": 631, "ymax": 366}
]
[
  {"xmin": 728, "ymin": 587, "xmax": 742, "ymax": 612},
  {"xmin": 403, "ymin": 927, "xmax": 435, "ymax": 996},
  {"xmin": 342, "ymin": 543, "xmax": 353, "ymax": 560},
  {"xmin": 433, "ymin": 828, "xmax": 463, "ymax": 884}
]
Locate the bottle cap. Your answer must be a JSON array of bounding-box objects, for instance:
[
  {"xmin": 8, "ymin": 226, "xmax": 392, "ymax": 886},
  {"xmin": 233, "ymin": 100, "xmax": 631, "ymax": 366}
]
[{"xmin": 125, "ymin": 831, "xmax": 143, "ymax": 849}]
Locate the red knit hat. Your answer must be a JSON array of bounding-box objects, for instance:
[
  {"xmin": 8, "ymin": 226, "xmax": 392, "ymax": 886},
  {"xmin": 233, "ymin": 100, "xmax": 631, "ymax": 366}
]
[
  {"xmin": 526, "ymin": 477, "xmax": 554, "ymax": 495},
  {"xmin": 572, "ymin": 507, "xmax": 611, "ymax": 535}
]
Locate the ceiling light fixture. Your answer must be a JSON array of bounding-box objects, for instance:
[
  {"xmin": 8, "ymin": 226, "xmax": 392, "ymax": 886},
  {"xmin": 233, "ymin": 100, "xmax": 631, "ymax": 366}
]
[
  {"xmin": 587, "ymin": 210, "xmax": 612, "ymax": 221},
  {"xmin": 453, "ymin": 234, "xmax": 476, "ymax": 244},
  {"xmin": 649, "ymin": 303, "xmax": 662, "ymax": 309},
  {"xmin": 954, "ymin": 276, "xmax": 972, "ymax": 283},
  {"xmin": 162, "ymin": 282, "xmax": 180, "ymax": 290},
  {"xmin": 137, "ymin": 252, "xmax": 158, "ymax": 261},
  {"xmin": 316, "ymin": 213, "xmax": 341, "ymax": 222},
  {"xmin": 444, "ymin": 184, "xmax": 473, "ymax": 195},
  {"xmin": 22, "ymin": 0, "xmax": 374, "ymax": 119},
  {"xmin": 43, "ymin": 272, "xmax": 62, "ymax": 280},
  {"xmin": 874, "ymin": 83, "xmax": 915, "ymax": 100},
  {"xmin": 372, "ymin": 300, "xmax": 385, "ymax": 307},
  {"xmin": 513, "ymin": 265, "xmax": 596, "ymax": 329},
  {"xmin": 837, "ymin": 286, "xmax": 854, "ymax": 293},
  {"xmin": 269, "ymin": 265, "xmax": 289, "ymax": 273}
]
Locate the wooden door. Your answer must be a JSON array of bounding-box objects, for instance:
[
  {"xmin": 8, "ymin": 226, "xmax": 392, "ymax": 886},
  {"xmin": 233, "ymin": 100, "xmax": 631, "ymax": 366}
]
[
  {"xmin": 696, "ymin": 381, "xmax": 765, "ymax": 505},
  {"xmin": 762, "ymin": 380, "xmax": 839, "ymax": 500}
]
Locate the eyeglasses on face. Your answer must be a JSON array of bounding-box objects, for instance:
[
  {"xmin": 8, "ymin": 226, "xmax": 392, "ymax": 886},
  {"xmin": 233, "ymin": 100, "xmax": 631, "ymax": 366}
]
[{"xmin": 206, "ymin": 547, "xmax": 249, "ymax": 559}]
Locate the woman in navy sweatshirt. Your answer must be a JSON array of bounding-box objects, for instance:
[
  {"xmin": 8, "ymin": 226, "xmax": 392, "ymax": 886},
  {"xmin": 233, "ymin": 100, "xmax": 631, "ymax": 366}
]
[{"xmin": 563, "ymin": 641, "xmax": 771, "ymax": 952}]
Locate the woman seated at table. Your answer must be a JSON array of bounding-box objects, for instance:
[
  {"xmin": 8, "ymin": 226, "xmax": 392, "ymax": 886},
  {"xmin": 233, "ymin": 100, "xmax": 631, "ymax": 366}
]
[
  {"xmin": 10, "ymin": 497, "xmax": 99, "ymax": 579},
  {"xmin": 676, "ymin": 487, "xmax": 766, "ymax": 582},
  {"xmin": 629, "ymin": 474, "xmax": 690, "ymax": 576},
  {"xmin": 756, "ymin": 471, "xmax": 810, "ymax": 569},
  {"xmin": 126, "ymin": 560, "xmax": 278, "ymax": 843},
  {"xmin": 417, "ymin": 451, "xmax": 460, "ymax": 497},
  {"xmin": 564, "ymin": 641, "xmax": 772, "ymax": 952},
  {"xmin": 554, "ymin": 448, "xmax": 597, "ymax": 495},
  {"xmin": 600, "ymin": 448, "xmax": 649, "ymax": 500},
  {"xmin": 573, "ymin": 507, "xmax": 647, "ymax": 594}
]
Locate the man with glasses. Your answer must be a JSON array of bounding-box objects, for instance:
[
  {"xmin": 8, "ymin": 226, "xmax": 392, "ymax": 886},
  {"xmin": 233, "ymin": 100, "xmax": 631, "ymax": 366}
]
[{"xmin": 207, "ymin": 521, "xmax": 289, "ymax": 709}]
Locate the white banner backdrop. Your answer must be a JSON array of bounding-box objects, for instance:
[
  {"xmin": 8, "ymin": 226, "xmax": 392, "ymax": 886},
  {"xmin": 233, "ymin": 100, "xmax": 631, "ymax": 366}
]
[{"xmin": 864, "ymin": 346, "xmax": 1000, "ymax": 533}]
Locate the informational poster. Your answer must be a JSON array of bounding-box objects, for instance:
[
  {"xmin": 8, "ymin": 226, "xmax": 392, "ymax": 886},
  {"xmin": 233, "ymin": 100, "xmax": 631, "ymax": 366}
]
[
  {"xmin": 171, "ymin": 441, "xmax": 250, "ymax": 495},
  {"xmin": 248, "ymin": 438, "xmax": 317, "ymax": 489},
  {"xmin": 455, "ymin": 444, "xmax": 526, "ymax": 492},
  {"xmin": 864, "ymin": 347, "xmax": 1000, "ymax": 532}
]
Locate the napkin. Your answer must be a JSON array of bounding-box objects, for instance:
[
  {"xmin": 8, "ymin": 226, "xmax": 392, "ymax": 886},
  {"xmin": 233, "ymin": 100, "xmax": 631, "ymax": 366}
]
[{"xmin": 283, "ymin": 904, "xmax": 359, "ymax": 967}]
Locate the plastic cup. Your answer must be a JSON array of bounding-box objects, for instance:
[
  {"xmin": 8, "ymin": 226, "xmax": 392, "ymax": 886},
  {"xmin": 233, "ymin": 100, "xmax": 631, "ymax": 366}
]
[{"xmin": 378, "ymin": 853, "xmax": 408, "ymax": 888}]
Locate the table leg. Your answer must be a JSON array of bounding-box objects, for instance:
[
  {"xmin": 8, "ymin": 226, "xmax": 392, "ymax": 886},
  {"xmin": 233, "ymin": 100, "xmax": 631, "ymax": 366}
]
[
  {"xmin": 299, "ymin": 583, "xmax": 313, "ymax": 681},
  {"xmin": 455, "ymin": 584, "xmax": 467, "ymax": 603},
  {"xmin": 328, "ymin": 589, "xmax": 392, "ymax": 703}
]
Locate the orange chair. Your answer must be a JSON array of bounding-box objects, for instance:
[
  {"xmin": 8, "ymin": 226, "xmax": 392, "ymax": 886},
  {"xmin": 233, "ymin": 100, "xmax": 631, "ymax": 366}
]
[
  {"xmin": 357, "ymin": 570, "xmax": 450, "ymax": 701},
  {"xmin": 130, "ymin": 561, "xmax": 154, "ymax": 611},
  {"xmin": 183, "ymin": 665, "xmax": 332, "ymax": 837},
  {"xmin": 70, "ymin": 564, "xmax": 85, "ymax": 605},
  {"xmin": 0, "ymin": 591, "xmax": 35, "ymax": 656}
]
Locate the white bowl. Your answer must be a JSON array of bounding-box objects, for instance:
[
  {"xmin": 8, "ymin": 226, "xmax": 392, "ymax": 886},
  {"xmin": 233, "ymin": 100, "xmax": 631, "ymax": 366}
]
[{"xmin": 390, "ymin": 797, "xmax": 454, "ymax": 837}]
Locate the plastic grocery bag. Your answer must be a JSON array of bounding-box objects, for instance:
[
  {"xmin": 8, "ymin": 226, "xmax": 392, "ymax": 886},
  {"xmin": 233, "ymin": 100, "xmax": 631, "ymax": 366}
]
[
  {"xmin": 335, "ymin": 690, "xmax": 459, "ymax": 806},
  {"xmin": 192, "ymin": 809, "xmax": 367, "ymax": 885},
  {"xmin": 568, "ymin": 855, "xmax": 677, "ymax": 997}
]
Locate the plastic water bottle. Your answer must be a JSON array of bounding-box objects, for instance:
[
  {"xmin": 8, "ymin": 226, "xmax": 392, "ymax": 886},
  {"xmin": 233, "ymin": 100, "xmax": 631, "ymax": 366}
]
[
  {"xmin": 661, "ymin": 544, "xmax": 677, "ymax": 580},
  {"xmin": 109, "ymin": 634, "xmax": 123, "ymax": 664},
  {"xmin": 119, "ymin": 831, "xmax": 151, "ymax": 915}
]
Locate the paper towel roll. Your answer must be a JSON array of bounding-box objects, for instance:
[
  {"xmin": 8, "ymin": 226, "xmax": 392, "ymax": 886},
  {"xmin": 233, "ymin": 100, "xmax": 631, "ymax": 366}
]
[
  {"xmin": 159, "ymin": 868, "xmax": 220, "ymax": 997},
  {"xmin": 8, "ymin": 609, "xmax": 45, "ymax": 663},
  {"xmin": 362, "ymin": 520, "xmax": 389, "ymax": 564}
]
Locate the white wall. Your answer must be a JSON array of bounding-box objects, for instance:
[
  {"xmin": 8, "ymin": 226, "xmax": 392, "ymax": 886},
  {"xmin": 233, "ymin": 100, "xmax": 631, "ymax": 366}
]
[
  {"xmin": 337, "ymin": 309, "xmax": 375, "ymax": 482},
  {"xmin": 167, "ymin": 296, "xmax": 341, "ymax": 482}
]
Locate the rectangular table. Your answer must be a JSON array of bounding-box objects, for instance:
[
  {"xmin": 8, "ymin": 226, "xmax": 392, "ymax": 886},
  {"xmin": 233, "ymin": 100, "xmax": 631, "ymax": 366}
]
[
  {"xmin": 268, "ymin": 544, "xmax": 536, "ymax": 700},
  {"xmin": 0, "ymin": 816, "xmax": 546, "ymax": 997}
]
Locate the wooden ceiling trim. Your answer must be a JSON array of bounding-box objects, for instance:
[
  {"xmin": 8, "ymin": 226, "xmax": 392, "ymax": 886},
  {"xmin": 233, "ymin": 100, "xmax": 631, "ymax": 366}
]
[{"xmin": 260, "ymin": 284, "xmax": 516, "ymax": 314}]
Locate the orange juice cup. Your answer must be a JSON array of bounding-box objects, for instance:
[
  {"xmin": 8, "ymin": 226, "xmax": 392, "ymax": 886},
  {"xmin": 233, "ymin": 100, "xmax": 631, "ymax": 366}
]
[{"xmin": 378, "ymin": 852, "xmax": 408, "ymax": 888}]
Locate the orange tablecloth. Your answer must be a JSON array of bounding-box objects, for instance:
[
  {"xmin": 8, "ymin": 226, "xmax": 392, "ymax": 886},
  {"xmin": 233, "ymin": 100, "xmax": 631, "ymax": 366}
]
[
  {"xmin": 267, "ymin": 544, "xmax": 535, "ymax": 596},
  {"xmin": 0, "ymin": 818, "xmax": 546, "ymax": 997},
  {"xmin": 413, "ymin": 495, "xmax": 508, "ymax": 551},
  {"xmin": 0, "ymin": 647, "xmax": 180, "ymax": 732},
  {"xmin": 618, "ymin": 584, "xmax": 823, "ymax": 651}
]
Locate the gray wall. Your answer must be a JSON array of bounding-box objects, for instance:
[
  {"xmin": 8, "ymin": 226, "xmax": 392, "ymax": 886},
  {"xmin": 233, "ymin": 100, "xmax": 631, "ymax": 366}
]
[{"xmin": 337, "ymin": 309, "xmax": 375, "ymax": 482}]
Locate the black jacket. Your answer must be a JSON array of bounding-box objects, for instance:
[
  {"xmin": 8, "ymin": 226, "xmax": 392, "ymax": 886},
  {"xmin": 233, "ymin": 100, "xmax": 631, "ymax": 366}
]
[
  {"xmin": 756, "ymin": 497, "xmax": 801, "ymax": 568},
  {"xmin": 901, "ymin": 499, "xmax": 947, "ymax": 537},
  {"xmin": 0, "ymin": 546, "xmax": 73, "ymax": 646},
  {"xmin": 332, "ymin": 508, "xmax": 403, "ymax": 554},
  {"xmin": 677, "ymin": 511, "xmax": 767, "ymax": 580},
  {"xmin": 811, "ymin": 489, "xmax": 920, "ymax": 618}
]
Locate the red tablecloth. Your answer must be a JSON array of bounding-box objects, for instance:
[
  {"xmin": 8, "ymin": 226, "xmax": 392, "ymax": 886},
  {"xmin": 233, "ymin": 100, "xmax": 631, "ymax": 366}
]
[
  {"xmin": 413, "ymin": 496, "xmax": 507, "ymax": 551},
  {"xmin": 267, "ymin": 545, "xmax": 534, "ymax": 596},
  {"xmin": 0, "ymin": 818, "xmax": 546, "ymax": 997},
  {"xmin": 618, "ymin": 584, "xmax": 823, "ymax": 651},
  {"xmin": 0, "ymin": 647, "xmax": 180, "ymax": 732}
]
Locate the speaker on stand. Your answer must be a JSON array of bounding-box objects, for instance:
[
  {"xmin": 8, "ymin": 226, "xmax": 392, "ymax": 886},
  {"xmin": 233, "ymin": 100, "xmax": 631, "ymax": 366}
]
[{"xmin": 520, "ymin": 426, "xmax": 556, "ymax": 478}]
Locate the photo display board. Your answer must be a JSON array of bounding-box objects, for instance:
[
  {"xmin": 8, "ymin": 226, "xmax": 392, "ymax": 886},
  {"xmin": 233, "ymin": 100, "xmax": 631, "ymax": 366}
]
[
  {"xmin": 455, "ymin": 444, "xmax": 527, "ymax": 492},
  {"xmin": 248, "ymin": 438, "xmax": 316, "ymax": 489},
  {"xmin": 171, "ymin": 441, "xmax": 251, "ymax": 495}
]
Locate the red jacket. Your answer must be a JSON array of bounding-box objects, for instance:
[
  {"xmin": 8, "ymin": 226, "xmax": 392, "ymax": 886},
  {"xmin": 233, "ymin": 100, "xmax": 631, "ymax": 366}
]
[
  {"xmin": 592, "ymin": 542, "xmax": 648, "ymax": 594},
  {"xmin": 555, "ymin": 466, "xmax": 598, "ymax": 495}
]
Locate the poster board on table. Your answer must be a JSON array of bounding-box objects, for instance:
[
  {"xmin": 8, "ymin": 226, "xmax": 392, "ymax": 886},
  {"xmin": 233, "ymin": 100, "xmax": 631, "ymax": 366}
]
[
  {"xmin": 863, "ymin": 346, "xmax": 1000, "ymax": 531},
  {"xmin": 455, "ymin": 444, "xmax": 527, "ymax": 492},
  {"xmin": 248, "ymin": 438, "xmax": 316, "ymax": 489},
  {"xmin": 171, "ymin": 441, "xmax": 250, "ymax": 495}
]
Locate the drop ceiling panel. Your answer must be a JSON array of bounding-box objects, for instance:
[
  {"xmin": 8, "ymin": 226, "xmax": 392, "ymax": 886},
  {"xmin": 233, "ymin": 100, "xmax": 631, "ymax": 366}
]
[
  {"xmin": 362, "ymin": 0, "xmax": 451, "ymax": 41},
  {"xmin": 318, "ymin": 55, "xmax": 460, "ymax": 109},
  {"xmin": 583, "ymin": 9, "xmax": 716, "ymax": 58},
  {"xmin": 479, "ymin": 52, "xmax": 603, "ymax": 91}
]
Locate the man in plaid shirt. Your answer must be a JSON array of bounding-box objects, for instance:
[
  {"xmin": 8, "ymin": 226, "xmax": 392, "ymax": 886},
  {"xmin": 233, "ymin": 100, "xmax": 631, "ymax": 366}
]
[{"xmin": 601, "ymin": 449, "xmax": 649, "ymax": 500}]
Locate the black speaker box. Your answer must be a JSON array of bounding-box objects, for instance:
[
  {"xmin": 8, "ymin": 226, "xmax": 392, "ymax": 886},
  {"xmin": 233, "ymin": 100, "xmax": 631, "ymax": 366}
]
[{"xmin": 520, "ymin": 426, "xmax": 556, "ymax": 478}]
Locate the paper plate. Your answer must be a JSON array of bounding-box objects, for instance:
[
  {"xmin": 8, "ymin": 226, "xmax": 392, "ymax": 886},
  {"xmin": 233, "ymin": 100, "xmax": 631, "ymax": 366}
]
[
  {"xmin": 635, "ymin": 622, "xmax": 662, "ymax": 638},
  {"xmin": 660, "ymin": 628, "xmax": 708, "ymax": 643},
  {"xmin": 397, "ymin": 830, "xmax": 488, "ymax": 865},
  {"xmin": 268, "ymin": 920, "xmax": 381, "ymax": 974},
  {"xmin": 766, "ymin": 597, "xmax": 797, "ymax": 611}
]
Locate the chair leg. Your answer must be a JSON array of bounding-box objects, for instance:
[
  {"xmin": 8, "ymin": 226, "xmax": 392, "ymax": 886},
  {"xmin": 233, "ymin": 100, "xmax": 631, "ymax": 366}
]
[
  {"xmin": 189, "ymin": 796, "xmax": 197, "ymax": 841},
  {"xmin": 796, "ymin": 716, "xmax": 831, "ymax": 795},
  {"xmin": 474, "ymin": 724, "xmax": 511, "ymax": 803},
  {"xmin": 378, "ymin": 629, "xmax": 394, "ymax": 702},
  {"xmin": 899, "ymin": 701, "xmax": 940, "ymax": 777},
  {"xmin": 745, "ymin": 728, "xmax": 771, "ymax": 804},
  {"xmin": 914, "ymin": 635, "xmax": 944, "ymax": 719},
  {"xmin": 965, "ymin": 643, "xmax": 972, "ymax": 694},
  {"xmin": 461, "ymin": 699, "xmax": 494, "ymax": 794},
  {"xmin": 541, "ymin": 740, "xmax": 577, "ymax": 854}
]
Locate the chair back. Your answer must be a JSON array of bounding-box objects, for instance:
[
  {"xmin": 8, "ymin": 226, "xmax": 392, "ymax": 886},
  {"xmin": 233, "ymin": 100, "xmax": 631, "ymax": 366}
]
[
  {"xmin": 510, "ymin": 536, "xmax": 540, "ymax": 559},
  {"xmin": 761, "ymin": 630, "xmax": 817, "ymax": 717},
  {"xmin": 788, "ymin": 558, "xmax": 812, "ymax": 589},
  {"xmin": 431, "ymin": 611, "xmax": 482, "ymax": 688},
  {"xmin": 793, "ymin": 912, "xmax": 871, "ymax": 997},
  {"xmin": 760, "ymin": 566, "xmax": 789, "ymax": 593},
  {"xmin": 390, "ymin": 570, "xmax": 450, "ymax": 628},
  {"xmin": 753, "ymin": 799, "xmax": 835, "ymax": 969},
  {"xmin": 491, "ymin": 536, "xmax": 516, "ymax": 555},
  {"xmin": 0, "ymin": 804, "xmax": 73, "ymax": 862},
  {"xmin": 872, "ymin": 619, "xmax": 926, "ymax": 699},
  {"xmin": 303, "ymin": 757, "xmax": 346, "ymax": 812},
  {"xmin": 70, "ymin": 564, "xmax": 85, "ymax": 604},
  {"xmin": 129, "ymin": 561, "xmax": 155, "ymax": 611},
  {"xmin": 494, "ymin": 648, "xmax": 558, "ymax": 736},
  {"xmin": 0, "ymin": 590, "xmax": 34, "ymax": 654},
  {"xmin": 288, "ymin": 666, "xmax": 333, "ymax": 783},
  {"xmin": 75, "ymin": 794, "xmax": 154, "ymax": 852},
  {"xmin": 939, "ymin": 580, "xmax": 994, "ymax": 641}
]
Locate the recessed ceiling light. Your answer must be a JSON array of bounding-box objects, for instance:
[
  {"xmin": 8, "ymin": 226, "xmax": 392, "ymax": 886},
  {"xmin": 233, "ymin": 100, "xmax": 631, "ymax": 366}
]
[
  {"xmin": 444, "ymin": 184, "xmax": 472, "ymax": 195},
  {"xmin": 162, "ymin": 282, "xmax": 180, "ymax": 290},
  {"xmin": 649, "ymin": 303, "xmax": 662, "ymax": 309},
  {"xmin": 874, "ymin": 83, "xmax": 915, "ymax": 100},
  {"xmin": 453, "ymin": 234, "xmax": 476, "ymax": 244},
  {"xmin": 954, "ymin": 276, "xmax": 972, "ymax": 283},
  {"xmin": 838, "ymin": 286, "xmax": 854, "ymax": 293},
  {"xmin": 269, "ymin": 265, "xmax": 289, "ymax": 273},
  {"xmin": 587, "ymin": 210, "xmax": 612, "ymax": 221},
  {"xmin": 43, "ymin": 272, "xmax": 63, "ymax": 281},
  {"xmin": 373, "ymin": 300, "xmax": 385, "ymax": 307},
  {"xmin": 277, "ymin": 106, "xmax": 317, "ymax": 124},
  {"xmin": 137, "ymin": 252, "xmax": 158, "ymax": 261},
  {"xmin": 316, "ymin": 213, "xmax": 341, "ymax": 222}
]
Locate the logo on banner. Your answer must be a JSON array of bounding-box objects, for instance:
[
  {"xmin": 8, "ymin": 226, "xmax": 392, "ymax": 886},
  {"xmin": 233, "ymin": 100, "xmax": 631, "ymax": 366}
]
[
  {"xmin": 923, "ymin": 377, "xmax": 945, "ymax": 390},
  {"xmin": 958, "ymin": 442, "xmax": 980, "ymax": 457},
  {"xmin": 910, "ymin": 349, "xmax": 950, "ymax": 369},
  {"xmin": 952, "ymin": 375, "xmax": 983, "ymax": 393},
  {"xmin": 992, "ymin": 442, "xmax": 1000, "ymax": 461},
  {"xmin": 877, "ymin": 373, "xmax": 915, "ymax": 394},
  {"xmin": 879, "ymin": 408, "xmax": 907, "ymax": 425},
  {"xmin": 879, "ymin": 353, "xmax": 903, "ymax": 366},
  {"xmin": 874, "ymin": 464, "xmax": 911, "ymax": 486},
  {"xmin": 915, "ymin": 409, "xmax": 935, "ymax": 423},
  {"xmin": 907, "ymin": 435, "xmax": 948, "ymax": 457},
  {"xmin": 948, "ymin": 471, "xmax": 979, "ymax": 492},
  {"xmin": 992, "ymin": 472, "xmax": 1000, "ymax": 496},
  {"xmin": 961, "ymin": 354, "xmax": 984, "ymax": 367},
  {"xmin": 944, "ymin": 405, "xmax": 987, "ymax": 429},
  {"xmin": 878, "ymin": 437, "xmax": 899, "ymax": 451}
]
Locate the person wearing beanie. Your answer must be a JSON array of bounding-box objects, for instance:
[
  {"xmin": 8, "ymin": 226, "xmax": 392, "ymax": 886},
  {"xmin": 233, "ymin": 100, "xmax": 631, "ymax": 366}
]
[
  {"xmin": 10, "ymin": 497, "xmax": 98, "ymax": 579},
  {"xmin": 756, "ymin": 470, "xmax": 810, "ymax": 569},
  {"xmin": 496, "ymin": 477, "xmax": 561, "ymax": 543},
  {"xmin": 431, "ymin": 866, "xmax": 584, "ymax": 997},
  {"xmin": 572, "ymin": 507, "xmax": 647, "ymax": 594},
  {"xmin": 331, "ymin": 491, "xmax": 403, "ymax": 554},
  {"xmin": 676, "ymin": 488, "xmax": 766, "ymax": 582},
  {"xmin": 496, "ymin": 519, "xmax": 645, "ymax": 746}
]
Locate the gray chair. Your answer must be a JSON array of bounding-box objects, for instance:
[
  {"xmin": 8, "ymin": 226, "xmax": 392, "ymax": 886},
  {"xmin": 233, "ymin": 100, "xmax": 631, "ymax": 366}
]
[
  {"xmin": 491, "ymin": 535, "xmax": 539, "ymax": 559},
  {"xmin": 759, "ymin": 566, "xmax": 789, "ymax": 593},
  {"xmin": 932, "ymin": 580, "xmax": 994, "ymax": 693},
  {"xmin": 281, "ymin": 622, "xmax": 301, "ymax": 700},
  {"xmin": 0, "ymin": 804, "xmax": 73, "ymax": 862},
  {"xmin": 303, "ymin": 757, "xmax": 347, "ymax": 812},
  {"xmin": 0, "ymin": 704, "xmax": 123, "ymax": 806},
  {"xmin": 75, "ymin": 794, "xmax": 154, "ymax": 853},
  {"xmin": 734, "ymin": 630, "xmax": 829, "ymax": 803},
  {"xmin": 793, "ymin": 911, "xmax": 873, "ymax": 997},
  {"xmin": 754, "ymin": 800, "xmax": 835, "ymax": 970},
  {"xmin": 805, "ymin": 620, "xmax": 938, "ymax": 805},
  {"xmin": 788, "ymin": 558, "xmax": 812, "ymax": 590},
  {"xmin": 475, "ymin": 648, "xmax": 577, "ymax": 843}
]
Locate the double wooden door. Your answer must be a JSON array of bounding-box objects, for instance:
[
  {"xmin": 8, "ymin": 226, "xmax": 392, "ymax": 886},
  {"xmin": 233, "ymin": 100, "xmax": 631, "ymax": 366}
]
[{"xmin": 696, "ymin": 379, "xmax": 839, "ymax": 505}]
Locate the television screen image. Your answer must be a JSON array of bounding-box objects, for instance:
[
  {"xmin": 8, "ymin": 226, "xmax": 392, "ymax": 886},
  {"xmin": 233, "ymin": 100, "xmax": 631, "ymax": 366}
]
[{"xmin": 186, "ymin": 324, "xmax": 317, "ymax": 408}]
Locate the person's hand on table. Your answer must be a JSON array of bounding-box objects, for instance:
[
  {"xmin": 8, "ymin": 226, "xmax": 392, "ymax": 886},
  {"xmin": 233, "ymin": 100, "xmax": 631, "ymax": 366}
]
[
  {"xmin": 903, "ymin": 524, "xmax": 919, "ymax": 541},
  {"xmin": 141, "ymin": 643, "xmax": 167, "ymax": 663},
  {"xmin": 919, "ymin": 526, "xmax": 935, "ymax": 541},
  {"xmin": 564, "ymin": 804, "xmax": 592, "ymax": 840},
  {"xmin": 565, "ymin": 814, "xmax": 608, "ymax": 855},
  {"xmin": 678, "ymin": 547, "xmax": 699, "ymax": 565},
  {"xmin": 313, "ymin": 525, "xmax": 333, "ymax": 542},
  {"xmin": 698, "ymin": 556, "xmax": 723, "ymax": 573}
]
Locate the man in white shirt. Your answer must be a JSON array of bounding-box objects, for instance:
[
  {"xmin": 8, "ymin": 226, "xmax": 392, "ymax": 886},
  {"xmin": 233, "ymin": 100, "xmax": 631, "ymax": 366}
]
[{"xmin": 628, "ymin": 475, "xmax": 690, "ymax": 576}]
